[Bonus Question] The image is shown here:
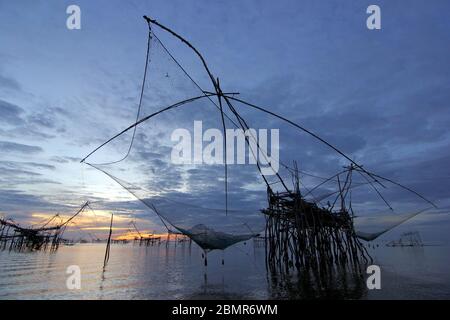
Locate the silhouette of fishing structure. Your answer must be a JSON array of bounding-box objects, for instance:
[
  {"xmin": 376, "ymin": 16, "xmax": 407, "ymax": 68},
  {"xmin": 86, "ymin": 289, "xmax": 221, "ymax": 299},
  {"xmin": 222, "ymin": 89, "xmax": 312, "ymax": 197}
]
[
  {"xmin": 263, "ymin": 163, "xmax": 373, "ymax": 276},
  {"xmin": 0, "ymin": 202, "xmax": 90, "ymax": 252},
  {"xmin": 386, "ymin": 231, "xmax": 424, "ymax": 247},
  {"xmin": 128, "ymin": 220, "xmax": 162, "ymax": 246},
  {"xmin": 80, "ymin": 16, "xmax": 436, "ymax": 275}
]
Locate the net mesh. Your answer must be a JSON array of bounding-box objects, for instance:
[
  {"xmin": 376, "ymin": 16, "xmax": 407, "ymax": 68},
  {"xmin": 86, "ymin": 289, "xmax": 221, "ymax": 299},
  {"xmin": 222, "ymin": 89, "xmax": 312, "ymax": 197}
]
[{"xmin": 83, "ymin": 26, "xmax": 269, "ymax": 251}]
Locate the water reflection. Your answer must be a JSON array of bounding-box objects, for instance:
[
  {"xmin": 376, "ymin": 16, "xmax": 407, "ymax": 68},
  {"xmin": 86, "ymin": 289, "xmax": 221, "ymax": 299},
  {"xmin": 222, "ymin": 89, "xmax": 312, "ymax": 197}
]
[
  {"xmin": 1, "ymin": 243, "xmax": 449, "ymax": 299},
  {"xmin": 268, "ymin": 264, "xmax": 368, "ymax": 299}
]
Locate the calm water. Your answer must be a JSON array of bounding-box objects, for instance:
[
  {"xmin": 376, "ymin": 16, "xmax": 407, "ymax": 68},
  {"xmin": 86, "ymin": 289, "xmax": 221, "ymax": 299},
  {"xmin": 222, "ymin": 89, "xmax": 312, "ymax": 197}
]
[{"xmin": 0, "ymin": 242, "xmax": 449, "ymax": 299}]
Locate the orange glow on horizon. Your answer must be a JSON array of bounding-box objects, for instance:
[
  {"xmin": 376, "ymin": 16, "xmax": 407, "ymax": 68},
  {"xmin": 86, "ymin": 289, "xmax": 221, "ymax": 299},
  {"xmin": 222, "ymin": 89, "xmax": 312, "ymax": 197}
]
[
  {"xmin": 14, "ymin": 211, "xmax": 168, "ymax": 241},
  {"xmin": 113, "ymin": 231, "xmax": 188, "ymax": 241}
]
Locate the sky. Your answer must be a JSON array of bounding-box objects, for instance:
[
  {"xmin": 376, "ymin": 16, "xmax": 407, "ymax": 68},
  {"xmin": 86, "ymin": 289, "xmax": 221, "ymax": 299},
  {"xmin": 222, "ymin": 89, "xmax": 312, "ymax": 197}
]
[{"xmin": 0, "ymin": 0, "xmax": 450, "ymax": 242}]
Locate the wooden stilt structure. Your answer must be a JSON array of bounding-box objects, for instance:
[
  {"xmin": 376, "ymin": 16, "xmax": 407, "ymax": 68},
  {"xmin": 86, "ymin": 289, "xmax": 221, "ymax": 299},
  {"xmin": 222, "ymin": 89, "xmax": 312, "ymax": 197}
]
[
  {"xmin": 0, "ymin": 202, "xmax": 89, "ymax": 252},
  {"xmin": 263, "ymin": 166, "xmax": 371, "ymax": 276}
]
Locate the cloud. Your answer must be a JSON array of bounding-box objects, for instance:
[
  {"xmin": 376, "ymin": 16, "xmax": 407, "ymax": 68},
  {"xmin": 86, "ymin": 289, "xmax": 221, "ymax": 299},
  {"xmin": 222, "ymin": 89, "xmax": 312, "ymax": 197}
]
[
  {"xmin": 0, "ymin": 74, "xmax": 20, "ymax": 91},
  {"xmin": 50, "ymin": 156, "xmax": 80, "ymax": 163},
  {"xmin": 0, "ymin": 160, "xmax": 60, "ymax": 189},
  {"xmin": 0, "ymin": 99, "xmax": 25, "ymax": 125},
  {"xmin": 27, "ymin": 112, "xmax": 56, "ymax": 129},
  {"xmin": 0, "ymin": 140, "xmax": 42, "ymax": 153},
  {"xmin": 0, "ymin": 189, "xmax": 66, "ymax": 219},
  {"xmin": 0, "ymin": 102, "xmax": 66, "ymax": 140},
  {"xmin": 0, "ymin": 160, "xmax": 55, "ymax": 175}
]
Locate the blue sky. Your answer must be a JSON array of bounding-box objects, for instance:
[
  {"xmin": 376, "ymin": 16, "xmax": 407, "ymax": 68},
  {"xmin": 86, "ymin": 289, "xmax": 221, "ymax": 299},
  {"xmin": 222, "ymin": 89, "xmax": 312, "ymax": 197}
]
[{"xmin": 1, "ymin": 0, "xmax": 450, "ymax": 242}]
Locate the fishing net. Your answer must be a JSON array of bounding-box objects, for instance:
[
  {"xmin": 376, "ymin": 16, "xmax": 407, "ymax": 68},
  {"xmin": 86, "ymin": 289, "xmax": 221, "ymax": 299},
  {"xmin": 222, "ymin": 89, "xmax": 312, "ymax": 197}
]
[
  {"xmin": 353, "ymin": 210, "xmax": 428, "ymax": 241},
  {"xmin": 81, "ymin": 17, "xmax": 436, "ymax": 252},
  {"xmin": 81, "ymin": 21, "xmax": 270, "ymax": 251},
  {"xmin": 284, "ymin": 166, "xmax": 434, "ymax": 241}
]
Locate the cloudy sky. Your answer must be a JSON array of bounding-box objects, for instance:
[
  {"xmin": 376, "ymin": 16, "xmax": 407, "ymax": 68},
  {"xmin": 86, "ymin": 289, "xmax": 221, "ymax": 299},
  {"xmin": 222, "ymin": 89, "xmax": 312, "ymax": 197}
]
[{"xmin": 1, "ymin": 0, "xmax": 449, "ymax": 242}]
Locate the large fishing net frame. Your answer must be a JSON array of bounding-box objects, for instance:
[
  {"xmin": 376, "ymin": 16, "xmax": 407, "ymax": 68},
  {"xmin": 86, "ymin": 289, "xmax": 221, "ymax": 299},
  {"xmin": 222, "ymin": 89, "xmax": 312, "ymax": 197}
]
[{"xmin": 80, "ymin": 16, "xmax": 437, "ymax": 256}]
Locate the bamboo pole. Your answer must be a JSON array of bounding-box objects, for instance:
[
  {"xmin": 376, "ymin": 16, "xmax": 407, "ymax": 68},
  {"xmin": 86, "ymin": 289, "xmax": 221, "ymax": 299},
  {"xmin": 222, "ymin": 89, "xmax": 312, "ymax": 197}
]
[{"xmin": 104, "ymin": 213, "xmax": 114, "ymax": 268}]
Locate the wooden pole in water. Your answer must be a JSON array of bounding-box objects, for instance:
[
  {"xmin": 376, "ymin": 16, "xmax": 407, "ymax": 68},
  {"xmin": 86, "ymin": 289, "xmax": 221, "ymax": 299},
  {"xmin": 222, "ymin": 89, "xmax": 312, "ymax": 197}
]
[{"xmin": 104, "ymin": 213, "xmax": 114, "ymax": 268}]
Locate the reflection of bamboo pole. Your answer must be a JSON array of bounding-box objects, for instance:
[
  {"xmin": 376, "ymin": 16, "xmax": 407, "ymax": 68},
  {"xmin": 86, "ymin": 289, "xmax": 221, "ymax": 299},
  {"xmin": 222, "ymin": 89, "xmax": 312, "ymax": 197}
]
[{"xmin": 104, "ymin": 213, "xmax": 114, "ymax": 268}]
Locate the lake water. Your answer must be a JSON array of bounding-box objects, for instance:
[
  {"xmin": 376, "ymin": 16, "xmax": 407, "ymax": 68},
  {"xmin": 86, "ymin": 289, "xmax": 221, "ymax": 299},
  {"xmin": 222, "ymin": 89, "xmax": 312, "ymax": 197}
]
[{"xmin": 0, "ymin": 242, "xmax": 449, "ymax": 299}]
